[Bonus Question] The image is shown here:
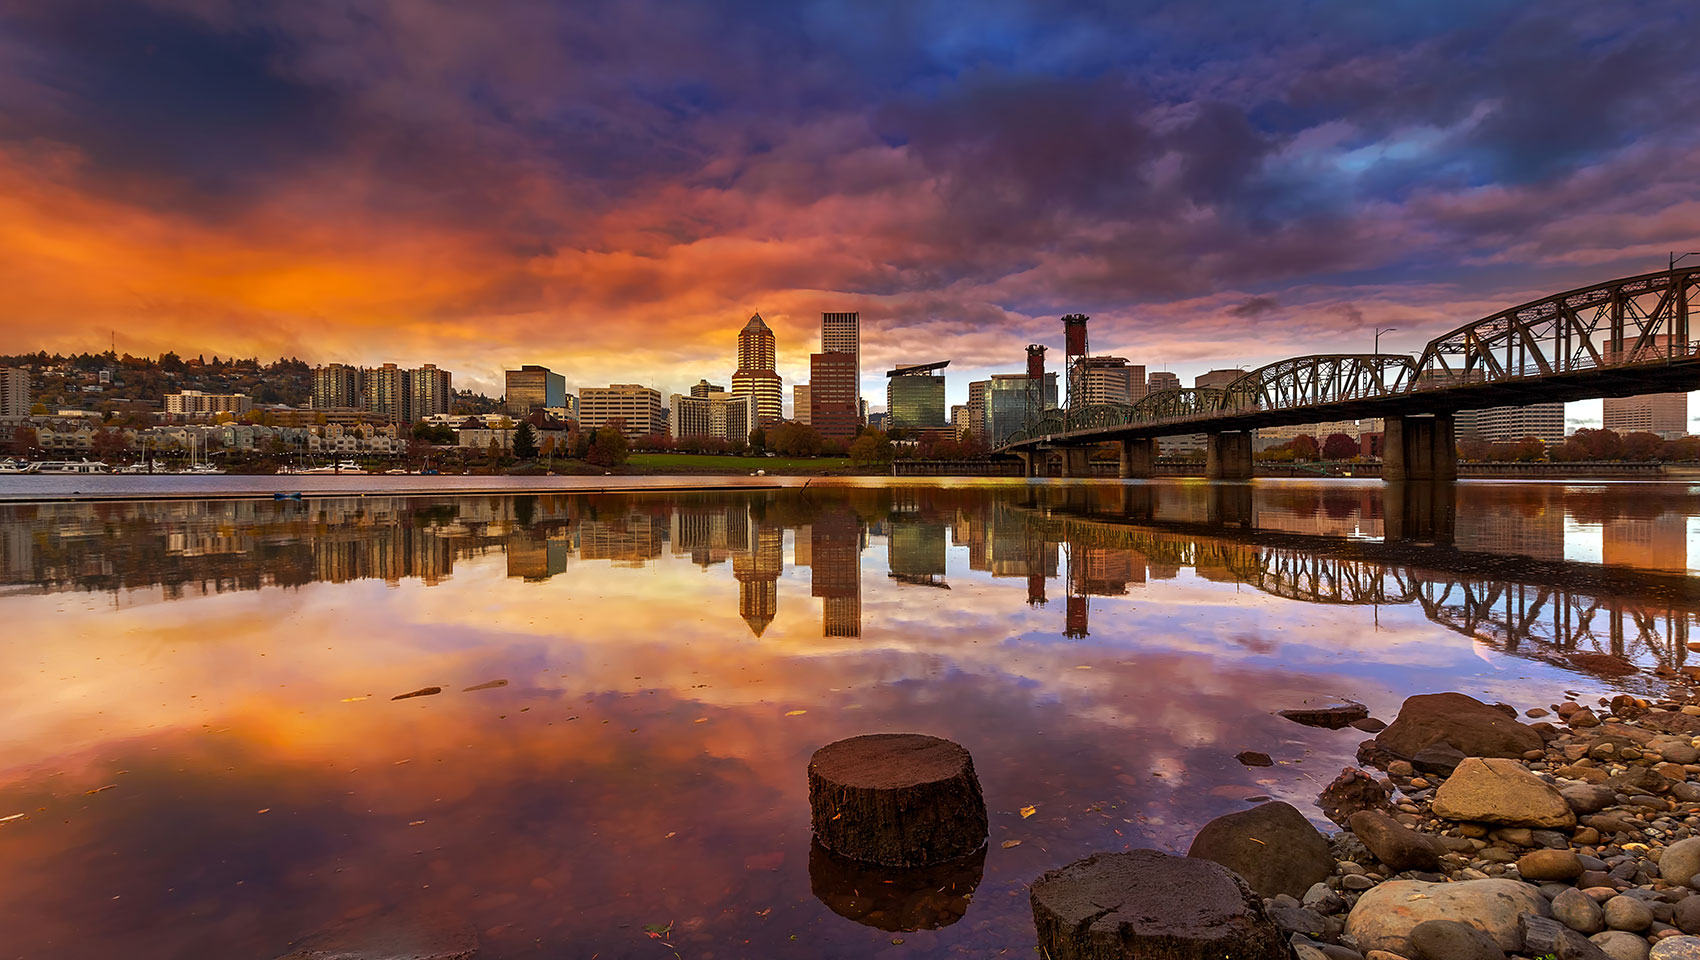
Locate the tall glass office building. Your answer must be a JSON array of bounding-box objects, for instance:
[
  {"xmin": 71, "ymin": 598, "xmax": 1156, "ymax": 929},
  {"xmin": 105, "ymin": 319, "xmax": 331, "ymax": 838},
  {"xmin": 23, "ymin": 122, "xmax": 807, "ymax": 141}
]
[
  {"xmin": 886, "ymin": 370, "xmax": 947, "ymax": 431},
  {"xmin": 986, "ymin": 372, "xmax": 1057, "ymax": 444}
]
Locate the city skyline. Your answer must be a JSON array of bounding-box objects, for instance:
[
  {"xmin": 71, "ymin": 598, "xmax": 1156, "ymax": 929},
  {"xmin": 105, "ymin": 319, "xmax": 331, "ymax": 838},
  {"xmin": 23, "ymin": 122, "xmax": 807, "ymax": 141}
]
[{"xmin": 3, "ymin": 3, "xmax": 1699, "ymax": 428}]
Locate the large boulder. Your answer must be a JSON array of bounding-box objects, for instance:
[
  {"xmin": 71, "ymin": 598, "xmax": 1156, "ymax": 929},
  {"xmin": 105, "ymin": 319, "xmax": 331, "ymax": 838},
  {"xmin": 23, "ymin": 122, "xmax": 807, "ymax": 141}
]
[
  {"xmin": 1030, "ymin": 849, "xmax": 1292, "ymax": 960},
  {"xmin": 1375, "ymin": 692, "xmax": 1545, "ymax": 760},
  {"xmin": 1410, "ymin": 918, "xmax": 1507, "ymax": 960},
  {"xmin": 1346, "ymin": 878, "xmax": 1547, "ymax": 955},
  {"xmin": 1431, "ymin": 758, "xmax": 1576, "ymax": 828},
  {"xmin": 1659, "ymin": 838, "xmax": 1700, "ymax": 888},
  {"xmin": 1349, "ymin": 810, "xmax": 1441, "ymax": 872},
  {"xmin": 1187, "ymin": 800, "xmax": 1334, "ymax": 900}
]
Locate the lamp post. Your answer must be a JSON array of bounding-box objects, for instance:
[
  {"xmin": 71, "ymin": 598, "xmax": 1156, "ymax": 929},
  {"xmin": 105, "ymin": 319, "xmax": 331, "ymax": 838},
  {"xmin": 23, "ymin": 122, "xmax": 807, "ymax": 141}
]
[
  {"xmin": 1673, "ymin": 252, "xmax": 1700, "ymax": 271},
  {"xmin": 1374, "ymin": 326, "xmax": 1398, "ymax": 355}
]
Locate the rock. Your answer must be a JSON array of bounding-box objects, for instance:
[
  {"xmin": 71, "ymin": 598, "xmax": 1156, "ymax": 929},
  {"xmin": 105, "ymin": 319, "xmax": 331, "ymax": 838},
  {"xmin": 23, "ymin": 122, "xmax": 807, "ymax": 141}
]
[
  {"xmin": 1431, "ymin": 758, "xmax": 1577, "ymax": 828},
  {"xmin": 1320, "ymin": 768, "xmax": 1393, "ymax": 827},
  {"xmin": 1375, "ymin": 693, "xmax": 1545, "ymax": 761},
  {"xmin": 1608, "ymin": 897, "xmax": 1658, "ymax": 932},
  {"xmin": 274, "ymin": 912, "xmax": 477, "ymax": 960},
  {"xmin": 1280, "ymin": 699, "xmax": 1372, "ymax": 729},
  {"xmin": 1187, "ymin": 800, "xmax": 1334, "ymax": 900},
  {"xmin": 1651, "ymin": 937, "xmax": 1700, "ymax": 959},
  {"xmin": 1409, "ymin": 919, "xmax": 1506, "ymax": 960},
  {"xmin": 807, "ymin": 734, "xmax": 988, "ymax": 867},
  {"xmin": 1651, "ymin": 739, "xmax": 1700, "ymax": 766},
  {"xmin": 1350, "ymin": 810, "xmax": 1441, "ymax": 872},
  {"xmin": 1555, "ymin": 887, "xmax": 1609, "ymax": 934},
  {"xmin": 1521, "ymin": 849, "xmax": 1585, "ymax": 881},
  {"xmin": 1491, "ymin": 827, "xmax": 1533, "ymax": 847},
  {"xmin": 1305, "ymin": 882, "xmax": 1347, "ymax": 914},
  {"xmin": 1269, "ymin": 903, "xmax": 1327, "ymax": 937},
  {"xmin": 1609, "ymin": 767, "xmax": 1670, "ymax": 796},
  {"xmin": 1319, "ymin": 947, "xmax": 1364, "ymax": 960},
  {"xmin": 1389, "ymin": 760, "xmax": 1416, "ymax": 777},
  {"xmin": 1354, "ymin": 718, "xmax": 1389, "ymax": 733},
  {"xmin": 1030, "ymin": 849, "xmax": 1292, "ymax": 960},
  {"xmin": 1573, "ymin": 708, "xmax": 1604, "ymax": 728},
  {"xmin": 1346, "ymin": 878, "xmax": 1547, "ymax": 955},
  {"xmin": 1673, "ymin": 782, "xmax": 1700, "ymax": 803},
  {"xmin": 1613, "ymin": 696, "xmax": 1651, "ymax": 720},
  {"xmin": 1672, "ymin": 897, "xmax": 1700, "ymax": 935},
  {"xmin": 1343, "ymin": 874, "xmax": 1377, "ymax": 891},
  {"xmin": 1414, "ymin": 743, "xmax": 1470, "ymax": 777},
  {"xmin": 1591, "ymin": 931, "xmax": 1652, "ymax": 960},
  {"xmin": 1662, "ymin": 839, "xmax": 1700, "ymax": 888},
  {"xmin": 1523, "ymin": 913, "xmax": 1618, "ymax": 959},
  {"xmin": 1564, "ymin": 784, "xmax": 1622, "ymax": 814},
  {"xmin": 1238, "ymin": 750, "xmax": 1275, "ymax": 767}
]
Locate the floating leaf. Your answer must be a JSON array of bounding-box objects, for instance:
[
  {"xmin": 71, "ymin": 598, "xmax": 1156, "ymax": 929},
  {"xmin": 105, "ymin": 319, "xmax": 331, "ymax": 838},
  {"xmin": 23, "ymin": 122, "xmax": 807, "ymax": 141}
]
[
  {"xmin": 0, "ymin": 813, "xmax": 25, "ymax": 824},
  {"xmin": 784, "ymin": 710, "xmax": 807, "ymax": 717},
  {"xmin": 391, "ymin": 687, "xmax": 442, "ymax": 701},
  {"xmin": 693, "ymin": 718, "xmax": 708, "ymax": 723},
  {"xmin": 85, "ymin": 784, "xmax": 116, "ymax": 795},
  {"xmin": 340, "ymin": 696, "xmax": 369, "ymax": 703},
  {"xmin": 1001, "ymin": 840, "xmax": 1021, "ymax": 848},
  {"xmin": 463, "ymin": 679, "xmax": 509, "ymax": 692},
  {"xmin": 1019, "ymin": 805, "xmax": 1036, "ymax": 819}
]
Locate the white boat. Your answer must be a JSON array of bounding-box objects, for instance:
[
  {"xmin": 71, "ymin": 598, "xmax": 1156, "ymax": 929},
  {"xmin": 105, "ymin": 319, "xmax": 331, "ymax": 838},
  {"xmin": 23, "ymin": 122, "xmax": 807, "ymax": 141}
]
[
  {"xmin": 384, "ymin": 468, "xmax": 412, "ymax": 475},
  {"xmin": 35, "ymin": 459, "xmax": 112, "ymax": 474},
  {"xmin": 179, "ymin": 463, "xmax": 226, "ymax": 475},
  {"xmin": 0, "ymin": 459, "xmax": 39, "ymax": 474},
  {"xmin": 335, "ymin": 460, "xmax": 365, "ymax": 473}
]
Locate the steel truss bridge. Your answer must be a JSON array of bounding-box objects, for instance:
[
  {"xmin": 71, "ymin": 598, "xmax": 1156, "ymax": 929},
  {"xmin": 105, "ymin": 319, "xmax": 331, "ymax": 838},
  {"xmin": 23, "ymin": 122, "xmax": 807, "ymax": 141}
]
[
  {"xmin": 999, "ymin": 268, "xmax": 1700, "ymax": 478},
  {"xmin": 1018, "ymin": 505, "xmax": 1699, "ymax": 685}
]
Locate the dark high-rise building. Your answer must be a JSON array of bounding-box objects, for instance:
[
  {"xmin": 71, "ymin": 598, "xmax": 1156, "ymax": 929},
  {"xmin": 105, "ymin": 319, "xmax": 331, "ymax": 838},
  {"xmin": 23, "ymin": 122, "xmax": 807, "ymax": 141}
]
[
  {"xmin": 506, "ymin": 365, "xmax": 566, "ymax": 415},
  {"xmin": 810, "ymin": 352, "xmax": 860, "ymax": 442},
  {"xmin": 732, "ymin": 313, "xmax": 784, "ymax": 425},
  {"xmin": 885, "ymin": 362, "xmax": 949, "ymax": 431},
  {"xmin": 411, "ymin": 364, "xmax": 454, "ymax": 418},
  {"xmin": 811, "ymin": 508, "xmax": 862, "ymax": 638}
]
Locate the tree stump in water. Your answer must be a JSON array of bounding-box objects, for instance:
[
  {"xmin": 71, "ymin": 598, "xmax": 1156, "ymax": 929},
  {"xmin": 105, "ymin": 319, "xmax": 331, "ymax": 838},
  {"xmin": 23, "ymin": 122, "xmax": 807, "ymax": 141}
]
[
  {"xmin": 1030, "ymin": 850, "xmax": 1293, "ymax": 960},
  {"xmin": 807, "ymin": 733, "xmax": 987, "ymax": 867}
]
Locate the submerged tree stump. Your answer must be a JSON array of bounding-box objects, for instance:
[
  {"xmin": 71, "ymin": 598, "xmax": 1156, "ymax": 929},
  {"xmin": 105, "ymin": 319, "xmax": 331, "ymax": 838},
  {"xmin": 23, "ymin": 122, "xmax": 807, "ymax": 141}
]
[
  {"xmin": 1030, "ymin": 850, "xmax": 1293, "ymax": 960},
  {"xmin": 807, "ymin": 733, "xmax": 988, "ymax": 867}
]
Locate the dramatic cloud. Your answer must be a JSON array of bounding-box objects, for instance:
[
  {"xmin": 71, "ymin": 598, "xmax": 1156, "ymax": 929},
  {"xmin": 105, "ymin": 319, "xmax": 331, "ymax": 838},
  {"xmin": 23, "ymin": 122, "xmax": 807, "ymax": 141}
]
[{"xmin": 1, "ymin": 0, "xmax": 1697, "ymax": 404}]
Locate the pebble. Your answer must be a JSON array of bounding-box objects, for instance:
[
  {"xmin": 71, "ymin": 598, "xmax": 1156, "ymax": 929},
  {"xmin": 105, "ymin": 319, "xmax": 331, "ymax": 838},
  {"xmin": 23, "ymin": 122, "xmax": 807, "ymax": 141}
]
[
  {"xmin": 1553, "ymin": 885, "xmax": 1606, "ymax": 933},
  {"xmin": 1593, "ymin": 930, "xmax": 1653, "ymax": 960}
]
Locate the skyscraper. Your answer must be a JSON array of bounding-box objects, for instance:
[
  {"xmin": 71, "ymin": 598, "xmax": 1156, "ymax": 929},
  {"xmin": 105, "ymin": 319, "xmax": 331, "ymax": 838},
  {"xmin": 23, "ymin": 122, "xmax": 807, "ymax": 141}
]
[
  {"xmin": 732, "ymin": 313, "xmax": 784, "ymax": 425},
  {"xmin": 810, "ymin": 352, "xmax": 859, "ymax": 442},
  {"xmin": 505, "ymin": 365, "xmax": 565, "ymax": 416},
  {"xmin": 364, "ymin": 363, "xmax": 411, "ymax": 424},
  {"xmin": 1075, "ymin": 357, "xmax": 1139, "ymax": 405},
  {"xmin": 965, "ymin": 379, "xmax": 989, "ymax": 439},
  {"xmin": 885, "ymin": 362, "xmax": 949, "ymax": 431},
  {"xmin": 821, "ymin": 311, "xmax": 860, "ymax": 403}
]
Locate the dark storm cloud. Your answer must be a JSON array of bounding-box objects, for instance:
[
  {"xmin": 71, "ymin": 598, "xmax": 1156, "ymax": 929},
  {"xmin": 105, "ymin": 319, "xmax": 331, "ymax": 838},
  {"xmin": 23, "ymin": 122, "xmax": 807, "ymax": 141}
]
[{"xmin": 1, "ymin": 0, "xmax": 1697, "ymax": 378}]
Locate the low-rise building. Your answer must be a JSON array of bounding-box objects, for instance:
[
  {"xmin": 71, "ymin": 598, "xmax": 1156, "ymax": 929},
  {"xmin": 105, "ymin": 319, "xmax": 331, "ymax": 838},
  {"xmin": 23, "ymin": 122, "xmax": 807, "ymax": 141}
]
[
  {"xmin": 579, "ymin": 384, "xmax": 664, "ymax": 439},
  {"xmin": 164, "ymin": 390, "xmax": 253, "ymax": 417},
  {"xmin": 671, "ymin": 390, "xmax": 758, "ymax": 444}
]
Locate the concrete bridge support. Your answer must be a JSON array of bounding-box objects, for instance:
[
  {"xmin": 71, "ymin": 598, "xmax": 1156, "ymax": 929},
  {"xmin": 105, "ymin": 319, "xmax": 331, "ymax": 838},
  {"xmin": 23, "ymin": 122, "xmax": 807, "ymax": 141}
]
[
  {"xmin": 1205, "ymin": 431, "xmax": 1253, "ymax": 480},
  {"xmin": 1014, "ymin": 451, "xmax": 1045, "ymax": 478},
  {"xmin": 1062, "ymin": 447, "xmax": 1093, "ymax": 478},
  {"xmin": 1384, "ymin": 414, "xmax": 1458, "ymax": 482},
  {"xmin": 1118, "ymin": 438, "xmax": 1155, "ymax": 479}
]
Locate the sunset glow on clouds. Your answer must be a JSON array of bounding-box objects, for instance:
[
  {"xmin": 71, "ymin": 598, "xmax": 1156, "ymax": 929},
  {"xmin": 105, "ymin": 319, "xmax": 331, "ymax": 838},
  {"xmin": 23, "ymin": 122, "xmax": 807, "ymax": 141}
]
[{"xmin": 3, "ymin": 1, "xmax": 1699, "ymax": 406}]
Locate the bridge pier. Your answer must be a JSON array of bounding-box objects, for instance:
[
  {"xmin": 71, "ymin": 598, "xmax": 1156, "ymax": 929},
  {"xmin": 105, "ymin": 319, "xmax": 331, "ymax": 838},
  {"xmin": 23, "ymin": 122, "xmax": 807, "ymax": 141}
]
[
  {"xmin": 1118, "ymin": 438, "xmax": 1155, "ymax": 479},
  {"xmin": 1384, "ymin": 414, "xmax": 1457, "ymax": 482},
  {"xmin": 1205, "ymin": 430, "xmax": 1253, "ymax": 480},
  {"xmin": 1061, "ymin": 447, "xmax": 1092, "ymax": 478}
]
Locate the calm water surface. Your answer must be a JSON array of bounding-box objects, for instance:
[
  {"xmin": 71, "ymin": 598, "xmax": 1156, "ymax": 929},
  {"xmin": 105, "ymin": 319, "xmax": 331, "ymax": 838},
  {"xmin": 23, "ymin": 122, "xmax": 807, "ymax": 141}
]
[{"xmin": 2, "ymin": 479, "xmax": 1698, "ymax": 959}]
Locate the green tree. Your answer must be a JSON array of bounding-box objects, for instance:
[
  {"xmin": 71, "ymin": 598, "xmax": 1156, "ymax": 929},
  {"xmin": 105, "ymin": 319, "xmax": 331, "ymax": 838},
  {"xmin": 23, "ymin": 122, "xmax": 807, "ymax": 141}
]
[
  {"xmin": 513, "ymin": 421, "xmax": 539, "ymax": 459},
  {"xmin": 848, "ymin": 430, "xmax": 894, "ymax": 466},
  {"xmin": 769, "ymin": 421, "xmax": 823, "ymax": 457},
  {"xmin": 748, "ymin": 427, "xmax": 766, "ymax": 455},
  {"xmin": 587, "ymin": 425, "xmax": 628, "ymax": 466}
]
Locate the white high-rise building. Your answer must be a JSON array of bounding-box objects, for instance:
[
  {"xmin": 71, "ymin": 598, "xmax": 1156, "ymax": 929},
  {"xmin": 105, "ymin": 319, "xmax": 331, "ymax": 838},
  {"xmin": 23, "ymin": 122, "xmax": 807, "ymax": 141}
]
[
  {"xmin": 1457, "ymin": 403, "xmax": 1566, "ymax": 444},
  {"xmin": 1604, "ymin": 393, "xmax": 1688, "ymax": 439}
]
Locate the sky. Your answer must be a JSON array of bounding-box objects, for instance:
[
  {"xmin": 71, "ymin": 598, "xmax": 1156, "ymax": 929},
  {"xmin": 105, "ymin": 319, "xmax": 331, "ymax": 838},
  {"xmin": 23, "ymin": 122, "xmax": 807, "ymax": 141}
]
[{"xmin": 2, "ymin": 1, "xmax": 1698, "ymax": 424}]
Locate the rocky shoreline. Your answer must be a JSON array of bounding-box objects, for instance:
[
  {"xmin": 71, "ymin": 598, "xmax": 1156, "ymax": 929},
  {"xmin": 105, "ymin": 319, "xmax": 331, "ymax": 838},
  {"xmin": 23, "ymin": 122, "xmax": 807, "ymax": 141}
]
[{"xmin": 1183, "ymin": 690, "xmax": 1700, "ymax": 960}]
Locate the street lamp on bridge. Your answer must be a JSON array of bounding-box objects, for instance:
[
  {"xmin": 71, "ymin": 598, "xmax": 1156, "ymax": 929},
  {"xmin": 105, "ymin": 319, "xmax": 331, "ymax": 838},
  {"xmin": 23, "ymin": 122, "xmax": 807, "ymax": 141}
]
[
  {"xmin": 1374, "ymin": 326, "xmax": 1398, "ymax": 355},
  {"xmin": 1673, "ymin": 252, "xmax": 1700, "ymax": 271}
]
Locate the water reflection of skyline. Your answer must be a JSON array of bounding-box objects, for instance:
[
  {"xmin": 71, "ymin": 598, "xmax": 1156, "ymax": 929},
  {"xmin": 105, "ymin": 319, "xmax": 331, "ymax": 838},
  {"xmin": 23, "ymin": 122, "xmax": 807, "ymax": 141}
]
[
  {"xmin": 3, "ymin": 481, "xmax": 1699, "ymax": 960},
  {"xmin": 4, "ymin": 486, "xmax": 1697, "ymax": 674}
]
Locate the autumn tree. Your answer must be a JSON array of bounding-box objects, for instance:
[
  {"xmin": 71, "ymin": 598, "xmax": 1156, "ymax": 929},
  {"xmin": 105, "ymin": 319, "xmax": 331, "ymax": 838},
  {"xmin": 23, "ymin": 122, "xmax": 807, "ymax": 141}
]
[
  {"xmin": 768, "ymin": 421, "xmax": 823, "ymax": 457},
  {"xmin": 587, "ymin": 426, "xmax": 628, "ymax": 466},
  {"xmin": 1623, "ymin": 431, "xmax": 1664, "ymax": 460},
  {"xmin": 1289, "ymin": 434, "xmax": 1320, "ymax": 460},
  {"xmin": 1321, "ymin": 432, "xmax": 1359, "ymax": 460},
  {"xmin": 848, "ymin": 430, "xmax": 894, "ymax": 466}
]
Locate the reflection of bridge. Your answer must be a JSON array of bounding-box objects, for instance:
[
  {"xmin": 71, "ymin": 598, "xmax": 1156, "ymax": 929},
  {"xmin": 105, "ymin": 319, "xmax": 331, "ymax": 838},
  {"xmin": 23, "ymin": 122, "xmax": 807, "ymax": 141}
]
[
  {"xmin": 1020, "ymin": 498, "xmax": 1699, "ymax": 686},
  {"xmin": 999, "ymin": 269, "xmax": 1700, "ymax": 481}
]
